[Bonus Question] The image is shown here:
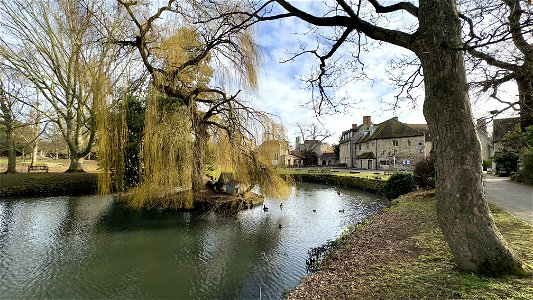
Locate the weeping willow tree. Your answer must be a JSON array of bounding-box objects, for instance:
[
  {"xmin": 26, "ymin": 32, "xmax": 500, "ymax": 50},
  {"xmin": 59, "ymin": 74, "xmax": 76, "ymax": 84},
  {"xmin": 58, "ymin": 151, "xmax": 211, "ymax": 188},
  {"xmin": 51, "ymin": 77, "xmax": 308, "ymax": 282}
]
[{"xmin": 94, "ymin": 1, "xmax": 291, "ymax": 209}]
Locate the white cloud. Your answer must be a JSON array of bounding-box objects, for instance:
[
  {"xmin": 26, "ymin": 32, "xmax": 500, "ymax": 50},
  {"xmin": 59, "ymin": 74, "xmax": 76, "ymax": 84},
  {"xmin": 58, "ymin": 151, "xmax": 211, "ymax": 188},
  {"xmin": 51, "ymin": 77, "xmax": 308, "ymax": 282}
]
[{"xmin": 250, "ymin": 1, "xmax": 519, "ymax": 147}]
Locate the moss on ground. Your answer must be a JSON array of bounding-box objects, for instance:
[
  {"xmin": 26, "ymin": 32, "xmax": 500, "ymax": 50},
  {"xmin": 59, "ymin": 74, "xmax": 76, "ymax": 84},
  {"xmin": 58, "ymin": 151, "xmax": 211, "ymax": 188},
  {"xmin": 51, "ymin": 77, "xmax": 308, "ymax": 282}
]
[{"xmin": 288, "ymin": 190, "xmax": 533, "ymax": 299}]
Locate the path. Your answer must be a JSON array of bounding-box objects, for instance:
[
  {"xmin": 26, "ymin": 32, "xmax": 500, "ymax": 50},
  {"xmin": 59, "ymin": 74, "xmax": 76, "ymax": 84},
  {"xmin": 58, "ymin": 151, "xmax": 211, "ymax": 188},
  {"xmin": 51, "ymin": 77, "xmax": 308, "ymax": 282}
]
[{"xmin": 484, "ymin": 175, "xmax": 533, "ymax": 226}]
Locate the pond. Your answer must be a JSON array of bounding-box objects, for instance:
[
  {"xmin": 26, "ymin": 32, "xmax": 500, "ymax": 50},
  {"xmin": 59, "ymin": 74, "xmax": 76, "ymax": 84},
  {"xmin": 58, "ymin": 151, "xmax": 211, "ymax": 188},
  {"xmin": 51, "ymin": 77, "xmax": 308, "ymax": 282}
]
[{"xmin": 0, "ymin": 182, "xmax": 387, "ymax": 299}]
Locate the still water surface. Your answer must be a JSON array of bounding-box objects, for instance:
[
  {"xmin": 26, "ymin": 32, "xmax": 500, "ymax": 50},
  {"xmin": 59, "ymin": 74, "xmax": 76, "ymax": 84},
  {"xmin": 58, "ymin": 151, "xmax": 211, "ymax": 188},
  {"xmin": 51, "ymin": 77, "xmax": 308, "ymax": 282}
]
[{"xmin": 0, "ymin": 182, "xmax": 387, "ymax": 299}]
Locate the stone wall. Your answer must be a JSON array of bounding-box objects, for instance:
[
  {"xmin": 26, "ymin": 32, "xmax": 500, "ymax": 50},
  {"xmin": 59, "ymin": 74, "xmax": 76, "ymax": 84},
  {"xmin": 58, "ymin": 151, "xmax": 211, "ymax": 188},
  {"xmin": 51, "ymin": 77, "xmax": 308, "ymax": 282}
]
[{"xmin": 355, "ymin": 136, "xmax": 427, "ymax": 170}]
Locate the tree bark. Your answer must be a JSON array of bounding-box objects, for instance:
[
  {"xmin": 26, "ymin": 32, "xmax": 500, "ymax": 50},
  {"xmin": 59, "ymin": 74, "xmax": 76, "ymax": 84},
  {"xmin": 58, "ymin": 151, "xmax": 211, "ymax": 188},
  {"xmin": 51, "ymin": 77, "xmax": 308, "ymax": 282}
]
[
  {"xmin": 1, "ymin": 94, "xmax": 16, "ymax": 173},
  {"xmin": 516, "ymin": 76, "xmax": 533, "ymax": 131},
  {"xmin": 418, "ymin": 0, "xmax": 528, "ymax": 276},
  {"xmin": 66, "ymin": 145, "xmax": 84, "ymax": 173},
  {"xmin": 5, "ymin": 124, "xmax": 17, "ymax": 173}
]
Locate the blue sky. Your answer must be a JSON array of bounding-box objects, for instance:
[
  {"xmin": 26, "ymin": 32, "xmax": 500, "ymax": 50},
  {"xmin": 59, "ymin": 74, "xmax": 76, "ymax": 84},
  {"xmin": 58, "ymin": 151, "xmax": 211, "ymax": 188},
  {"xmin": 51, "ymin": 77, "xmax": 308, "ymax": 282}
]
[{"xmin": 247, "ymin": 1, "xmax": 520, "ymax": 146}]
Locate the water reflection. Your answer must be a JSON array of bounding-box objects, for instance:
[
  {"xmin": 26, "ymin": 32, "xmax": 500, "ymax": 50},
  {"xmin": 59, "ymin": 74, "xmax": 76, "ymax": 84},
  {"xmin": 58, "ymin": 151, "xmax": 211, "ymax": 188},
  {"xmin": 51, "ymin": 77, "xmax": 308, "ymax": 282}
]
[{"xmin": 0, "ymin": 183, "xmax": 387, "ymax": 299}]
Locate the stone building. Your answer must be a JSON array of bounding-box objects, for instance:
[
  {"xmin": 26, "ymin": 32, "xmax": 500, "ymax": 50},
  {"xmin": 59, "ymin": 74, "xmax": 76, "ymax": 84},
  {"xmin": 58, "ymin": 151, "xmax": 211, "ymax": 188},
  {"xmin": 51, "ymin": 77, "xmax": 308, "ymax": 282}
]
[
  {"xmin": 339, "ymin": 116, "xmax": 431, "ymax": 170},
  {"xmin": 339, "ymin": 116, "xmax": 373, "ymax": 167},
  {"xmin": 294, "ymin": 137, "xmax": 335, "ymax": 165},
  {"xmin": 257, "ymin": 140, "xmax": 305, "ymax": 167}
]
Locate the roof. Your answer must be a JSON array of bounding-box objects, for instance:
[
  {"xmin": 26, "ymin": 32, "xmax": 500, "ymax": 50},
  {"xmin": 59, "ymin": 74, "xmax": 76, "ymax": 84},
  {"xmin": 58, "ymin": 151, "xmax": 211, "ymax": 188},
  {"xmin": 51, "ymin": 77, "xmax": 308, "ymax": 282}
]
[
  {"xmin": 360, "ymin": 117, "xmax": 424, "ymax": 142},
  {"xmin": 356, "ymin": 152, "xmax": 376, "ymax": 159},
  {"xmin": 320, "ymin": 152, "xmax": 336, "ymax": 159},
  {"xmin": 493, "ymin": 117, "xmax": 520, "ymax": 143},
  {"xmin": 407, "ymin": 124, "xmax": 432, "ymax": 142}
]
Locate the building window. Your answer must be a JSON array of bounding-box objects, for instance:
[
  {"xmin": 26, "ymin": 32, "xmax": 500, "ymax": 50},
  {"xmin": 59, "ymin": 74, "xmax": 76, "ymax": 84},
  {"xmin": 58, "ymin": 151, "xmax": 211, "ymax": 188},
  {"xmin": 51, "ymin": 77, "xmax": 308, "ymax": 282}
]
[
  {"xmin": 358, "ymin": 144, "xmax": 361, "ymax": 150},
  {"xmin": 380, "ymin": 160, "xmax": 388, "ymax": 165},
  {"xmin": 393, "ymin": 140, "xmax": 399, "ymax": 146},
  {"xmin": 408, "ymin": 140, "xmax": 411, "ymax": 146}
]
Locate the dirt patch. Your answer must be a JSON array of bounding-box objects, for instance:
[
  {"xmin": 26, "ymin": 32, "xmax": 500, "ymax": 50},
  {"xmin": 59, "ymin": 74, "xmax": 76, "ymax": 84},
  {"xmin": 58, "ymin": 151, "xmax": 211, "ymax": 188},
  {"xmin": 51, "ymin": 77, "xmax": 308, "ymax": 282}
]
[{"xmin": 288, "ymin": 191, "xmax": 433, "ymax": 299}]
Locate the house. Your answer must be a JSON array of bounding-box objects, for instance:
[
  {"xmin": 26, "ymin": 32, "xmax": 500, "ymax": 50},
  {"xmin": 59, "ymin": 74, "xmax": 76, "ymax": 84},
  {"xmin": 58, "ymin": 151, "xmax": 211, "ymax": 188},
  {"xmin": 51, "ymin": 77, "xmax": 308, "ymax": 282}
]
[
  {"xmin": 319, "ymin": 152, "xmax": 337, "ymax": 166},
  {"xmin": 257, "ymin": 140, "xmax": 304, "ymax": 167},
  {"xmin": 294, "ymin": 137, "xmax": 335, "ymax": 165},
  {"xmin": 338, "ymin": 116, "xmax": 373, "ymax": 167},
  {"xmin": 339, "ymin": 116, "xmax": 431, "ymax": 170}
]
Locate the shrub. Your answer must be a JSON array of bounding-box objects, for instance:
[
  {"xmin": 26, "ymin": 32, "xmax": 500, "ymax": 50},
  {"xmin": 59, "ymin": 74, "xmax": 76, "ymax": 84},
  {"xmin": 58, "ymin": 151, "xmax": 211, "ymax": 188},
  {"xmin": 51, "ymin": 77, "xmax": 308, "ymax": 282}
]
[
  {"xmin": 413, "ymin": 157, "xmax": 435, "ymax": 189},
  {"xmin": 383, "ymin": 173, "xmax": 415, "ymax": 199},
  {"xmin": 510, "ymin": 171, "xmax": 523, "ymax": 183},
  {"xmin": 519, "ymin": 147, "xmax": 533, "ymax": 185}
]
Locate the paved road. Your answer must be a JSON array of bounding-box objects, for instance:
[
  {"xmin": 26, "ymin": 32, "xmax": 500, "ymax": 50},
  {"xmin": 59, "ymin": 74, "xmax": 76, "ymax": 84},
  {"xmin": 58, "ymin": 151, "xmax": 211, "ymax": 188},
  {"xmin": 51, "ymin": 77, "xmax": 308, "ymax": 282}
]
[{"xmin": 484, "ymin": 175, "xmax": 533, "ymax": 226}]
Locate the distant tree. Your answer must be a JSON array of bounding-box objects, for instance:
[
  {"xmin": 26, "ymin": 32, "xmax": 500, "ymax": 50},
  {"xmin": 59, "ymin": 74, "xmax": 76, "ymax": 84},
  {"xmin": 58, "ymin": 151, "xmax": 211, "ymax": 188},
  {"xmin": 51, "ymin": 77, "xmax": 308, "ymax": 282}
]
[
  {"xmin": 295, "ymin": 122, "xmax": 332, "ymax": 152},
  {"xmin": 0, "ymin": 68, "xmax": 30, "ymax": 173},
  {"xmin": 333, "ymin": 144, "xmax": 340, "ymax": 160},
  {"xmin": 462, "ymin": 0, "xmax": 533, "ymax": 130},
  {"xmin": 0, "ymin": 0, "xmax": 125, "ymax": 172},
  {"xmin": 300, "ymin": 149, "xmax": 318, "ymax": 166}
]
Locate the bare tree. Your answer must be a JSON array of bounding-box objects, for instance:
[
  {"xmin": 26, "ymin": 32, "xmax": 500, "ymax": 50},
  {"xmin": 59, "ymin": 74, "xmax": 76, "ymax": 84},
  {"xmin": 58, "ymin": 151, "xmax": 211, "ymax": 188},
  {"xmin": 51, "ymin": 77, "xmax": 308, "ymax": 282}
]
[
  {"xmin": 296, "ymin": 122, "xmax": 332, "ymax": 149},
  {"xmin": 0, "ymin": 0, "xmax": 125, "ymax": 172},
  {"xmin": 460, "ymin": 0, "xmax": 533, "ymax": 130},
  {"xmin": 231, "ymin": 0, "xmax": 528, "ymax": 276},
  {"xmin": 0, "ymin": 66, "xmax": 36, "ymax": 173}
]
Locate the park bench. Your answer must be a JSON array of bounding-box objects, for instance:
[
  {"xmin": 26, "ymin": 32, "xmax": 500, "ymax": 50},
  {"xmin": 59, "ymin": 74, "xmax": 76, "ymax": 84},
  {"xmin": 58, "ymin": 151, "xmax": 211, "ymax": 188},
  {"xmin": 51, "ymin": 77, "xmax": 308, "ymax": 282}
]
[
  {"xmin": 308, "ymin": 169, "xmax": 320, "ymax": 173},
  {"xmin": 320, "ymin": 168, "xmax": 331, "ymax": 173},
  {"xmin": 28, "ymin": 165, "xmax": 49, "ymax": 173},
  {"xmin": 350, "ymin": 170, "xmax": 360, "ymax": 174}
]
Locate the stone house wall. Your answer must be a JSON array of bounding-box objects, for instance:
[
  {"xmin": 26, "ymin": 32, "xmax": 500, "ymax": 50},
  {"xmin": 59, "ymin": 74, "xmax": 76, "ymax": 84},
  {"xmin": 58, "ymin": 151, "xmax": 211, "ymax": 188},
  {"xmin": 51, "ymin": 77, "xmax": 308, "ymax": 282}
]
[{"xmin": 355, "ymin": 135, "xmax": 427, "ymax": 169}]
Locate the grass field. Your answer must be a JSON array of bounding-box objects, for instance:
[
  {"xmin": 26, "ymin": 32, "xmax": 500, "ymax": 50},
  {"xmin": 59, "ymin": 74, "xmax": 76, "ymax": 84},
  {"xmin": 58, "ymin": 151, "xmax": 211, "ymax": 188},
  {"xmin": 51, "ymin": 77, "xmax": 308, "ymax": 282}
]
[
  {"xmin": 0, "ymin": 157, "xmax": 99, "ymax": 173},
  {"xmin": 280, "ymin": 167, "xmax": 393, "ymax": 181}
]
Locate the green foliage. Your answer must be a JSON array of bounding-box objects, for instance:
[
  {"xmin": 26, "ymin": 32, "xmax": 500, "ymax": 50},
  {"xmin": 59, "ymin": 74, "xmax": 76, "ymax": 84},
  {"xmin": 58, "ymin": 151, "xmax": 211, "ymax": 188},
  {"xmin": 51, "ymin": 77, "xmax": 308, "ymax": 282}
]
[
  {"xmin": 497, "ymin": 125, "xmax": 533, "ymax": 183},
  {"xmin": 383, "ymin": 173, "xmax": 415, "ymax": 199},
  {"xmin": 300, "ymin": 149, "xmax": 318, "ymax": 165},
  {"xmin": 518, "ymin": 147, "xmax": 533, "ymax": 185},
  {"xmin": 124, "ymin": 94, "xmax": 145, "ymax": 188},
  {"xmin": 482, "ymin": 159, "xmax": 491, "ymax": 170},
  {"xmin": 413, "ymin": 157, "xmax": 435, "ymax": 189},
  {"xmin": 332, "ymin": 144, "xmax": 340, "ymax": 160}
]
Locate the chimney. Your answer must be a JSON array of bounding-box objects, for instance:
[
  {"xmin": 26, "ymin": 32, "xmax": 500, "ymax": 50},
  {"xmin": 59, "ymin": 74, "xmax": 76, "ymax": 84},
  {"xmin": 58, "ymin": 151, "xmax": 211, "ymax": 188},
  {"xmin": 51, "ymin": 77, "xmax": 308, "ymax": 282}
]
[
  {"xmin": 351, "ymin": 123, "xmax": 357, "ymax": 129},
  {"xmin": 363, "ymin": 116, "xmax": 371, "ymax": 129},
  {"xmin": 476, "ymin": 118, "xmax": 487, "ymax": 133}
]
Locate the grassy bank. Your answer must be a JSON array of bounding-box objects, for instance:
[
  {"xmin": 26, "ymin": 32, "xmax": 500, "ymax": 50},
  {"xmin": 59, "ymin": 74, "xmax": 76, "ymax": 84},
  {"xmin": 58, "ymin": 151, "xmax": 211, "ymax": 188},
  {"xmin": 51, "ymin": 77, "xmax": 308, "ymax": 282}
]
[
  {"xmin": 0, "ymin": 172, "xmax": 98, "ymax": 197},
  {"xmin": 289, "ymin": 173, "xmax": 386, "ymax": 195},
  {"xmin": 288, "ymin": 190, "xmax": 533, "ymax": 299}
]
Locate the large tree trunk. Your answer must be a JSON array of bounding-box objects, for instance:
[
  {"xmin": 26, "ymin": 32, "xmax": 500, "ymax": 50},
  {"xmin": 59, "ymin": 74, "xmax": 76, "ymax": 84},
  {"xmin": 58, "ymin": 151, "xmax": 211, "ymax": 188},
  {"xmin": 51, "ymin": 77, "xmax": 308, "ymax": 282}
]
[
  {"xmin": 5, "ymin": 125, "xmax": 17, "ymax": 173},
  {"xmin": 516, "ymin": 76, "xmax": 533, "ymax": 131},
  {"xmin": 418, "ymin": 0, "xmax": 528, "ymax": 276},
  {"xmin": 66, "ymin": 146, "xmax": 84, "ymax": 172},
  {"xmin": 30, "ymin": 141, "xmax": 39, "ymax": 167}
]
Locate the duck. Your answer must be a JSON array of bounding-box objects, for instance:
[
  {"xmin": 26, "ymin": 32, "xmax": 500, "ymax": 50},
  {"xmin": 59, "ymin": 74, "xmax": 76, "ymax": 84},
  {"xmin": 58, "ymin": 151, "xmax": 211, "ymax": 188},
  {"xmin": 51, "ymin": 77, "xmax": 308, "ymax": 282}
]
[
  {"xmin": 263, "ymin": 205, "xmax": 269, "ymax": 211},
  {"xmin": 336, "ymin": 190, "xmax": 341, "ymax": 195},
  {"xmin": 338, "ymin": 209, "xmax": 345, "ymax": 213},
  {"xmin": 312, "ymin": 209, "xmax": 317, "ymax": 213},
  {"xmin": 279, "ymin": 203, "xmax": 283, "ymax": 209},
  {"xmin": 278, "ymin": 224, "xmax": 283, "ymax": 229}
]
